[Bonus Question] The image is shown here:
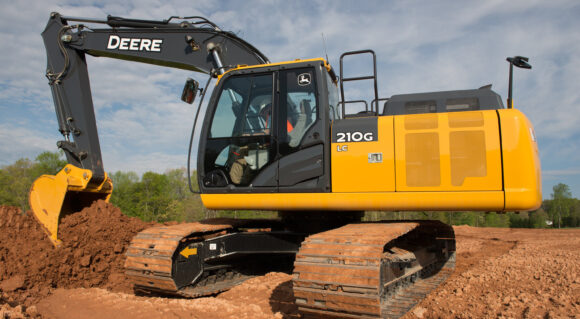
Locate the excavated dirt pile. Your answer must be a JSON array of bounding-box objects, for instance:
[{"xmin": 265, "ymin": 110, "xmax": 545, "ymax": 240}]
[{"xmin": 0, "ymin": 201, "xmax": 151, "ymax": 309}]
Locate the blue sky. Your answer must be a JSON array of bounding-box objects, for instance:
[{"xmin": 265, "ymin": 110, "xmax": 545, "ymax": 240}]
[{"xmin": 0, "ymin": 0, "xmax": 579, "ymax": 199}]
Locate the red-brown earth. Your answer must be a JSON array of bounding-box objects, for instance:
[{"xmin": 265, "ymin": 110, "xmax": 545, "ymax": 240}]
[{"xmin": 1, "ymin": 202, "xmax": 578, "ymax": 318}]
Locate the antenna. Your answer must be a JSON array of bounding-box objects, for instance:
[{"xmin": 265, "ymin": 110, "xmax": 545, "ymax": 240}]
[{"xmin": 321, "ymin": 33, "xmax": 329, "ymax": 62}]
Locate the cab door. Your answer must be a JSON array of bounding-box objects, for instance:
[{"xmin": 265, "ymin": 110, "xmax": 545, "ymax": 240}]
[
  {"xmin": 200, "ymin": 63, "xmax": 331, "ymax": 194},
  {"xmin": 201, "ymin": 73, "xmax": 278, "ymax": 191},
  {"xmin": 276, "ymin": 67, "xmax": 327, "ymax": 192}
]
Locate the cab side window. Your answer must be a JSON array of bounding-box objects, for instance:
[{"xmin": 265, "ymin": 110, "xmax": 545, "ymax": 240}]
[
  {"xmin": 280, "ymin": 69, "xmax": 317, "ymax": 150},
  {"xmin": 210, "ymin": 75, "xmax": 272, "ymax": 138}
]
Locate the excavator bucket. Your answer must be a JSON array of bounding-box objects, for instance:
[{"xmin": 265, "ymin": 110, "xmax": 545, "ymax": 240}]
[{"xmin": 29, "ymin": 164, "xmax": 113, "ymax": 246}]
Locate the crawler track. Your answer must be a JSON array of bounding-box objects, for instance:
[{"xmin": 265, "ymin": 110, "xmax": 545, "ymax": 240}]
[
  {"xmin": 125, "ymin": 221, "xmax": 235, "ymax": 297},
  {"xmin": 292, "ymin": 221, "xmax": 455, "ymax": 318},
  {"xmin": 125, "ymin": 218, "xmax": 302, "ymax": 297}
]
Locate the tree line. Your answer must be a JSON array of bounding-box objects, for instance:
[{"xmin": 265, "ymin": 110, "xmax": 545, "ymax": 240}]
[
  {"xmin": 0, "ymin": 151, "xmax": 275, "ymax": 222},
  {"xmin": 1, "ymin": 152, "xmax": 578, "ymax": 228}
]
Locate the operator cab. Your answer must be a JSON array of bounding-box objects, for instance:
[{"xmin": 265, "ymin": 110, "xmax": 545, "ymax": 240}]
[{"xmin": 198, "ymin": 59, "xmax": 338, "ymax": 193}]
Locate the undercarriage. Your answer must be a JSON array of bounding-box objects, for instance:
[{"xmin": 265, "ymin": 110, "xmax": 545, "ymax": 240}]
[{"xmin": 125, "ymin": 215, "xmax": 455, "ymax": 318}]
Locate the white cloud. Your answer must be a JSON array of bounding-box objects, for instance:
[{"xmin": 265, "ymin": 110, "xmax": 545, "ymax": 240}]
[{"xmin": 0, "ymin": 124, "xmax": 60, "ymax": 166}]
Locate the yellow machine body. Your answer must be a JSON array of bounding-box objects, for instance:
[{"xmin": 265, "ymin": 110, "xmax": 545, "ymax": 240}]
[
  {"xmin": 29, "ymin": 164, "xmax": 113, "ymax": 246},
  {"xmin": 201, "ymin": 109, "xmax": 541, "ymax": 212}
]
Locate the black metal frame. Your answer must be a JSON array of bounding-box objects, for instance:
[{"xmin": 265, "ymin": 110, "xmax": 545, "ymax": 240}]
[
  {"xmin": 173, "ymin": 230, "xmax": 305, "ymax": 288},
  {"xmin": 371, "ymin": 98, "xmax": 390, "ymax": 115},
  {"xmin": 339, "ymin": 50, "xmax": 379, "ymax": 117},
  {"xmin": 337, "ymin": 100, "xmax": 375, "ymax": 118}
]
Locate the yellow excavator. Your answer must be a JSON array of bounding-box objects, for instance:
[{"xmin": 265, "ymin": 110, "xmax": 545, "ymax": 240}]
[{"xmin": 30, "ymin": 12, "xmax": 540, "ymax": 318}]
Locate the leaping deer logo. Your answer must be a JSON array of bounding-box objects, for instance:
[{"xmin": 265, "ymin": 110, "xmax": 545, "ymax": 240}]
[{"xmin": 298, "ymin": 73, "xmax": 311, "ymax": 86}]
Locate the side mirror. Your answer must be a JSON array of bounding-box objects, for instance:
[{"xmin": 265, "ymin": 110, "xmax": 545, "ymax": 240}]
[{"xmin": 181, "ymin": 78, "xmax": 199, "ymax": 104}]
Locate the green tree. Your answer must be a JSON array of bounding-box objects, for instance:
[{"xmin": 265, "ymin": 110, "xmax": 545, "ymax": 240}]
[
  {"xmin": 508, "ymin": 212, "xmax": 529, "ymax": 228},
  {"xmin": 0, "ymin": 158, "xmax": 35, "ymax": 210},
  {"xmin": 131, "ymin": 172, "xmax": 172, "ymax": 222},
  {"xmin": 107, "ymin": 169, "xmax": 207, "ymax": 223},
  {"xmin": 0, "ymin": 152, "xmax": 66, "ymax": 211},
  {"xmin": 109, "ymin": 171, "xmax": 139, "ymax": 216},
  {"xmin": 561, "ymin": 198, "xmax": 579, "ymax": 227},
  {"xmin": 162, "ymin": 168, "xmax": 189, "ymax": 222},
  {"xmin": 529, "ymin": 209, "xmax": 549, "ymax": 228},
  {"xmin": 32, "ymin": 151, "xmax": 67, "ymax": 176},
  {"xmin": 165, "ymin": 168, "xmax": 188, "ymax": 200},
  {"xmin": 453, "ymin": 212, "xmax": 478, "ymax": 226},
  {"xmin": 549, "ymin": 183, "xmax": 573, "ymax": 228},
  {"xmin": 483, "ymin": 212, "xmax": 510, "ymax": 227}
]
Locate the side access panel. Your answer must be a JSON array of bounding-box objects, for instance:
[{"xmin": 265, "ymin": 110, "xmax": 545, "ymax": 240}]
[{"xmin": 394, "ymin": 110, "xmax": 502, "ymax": 191}]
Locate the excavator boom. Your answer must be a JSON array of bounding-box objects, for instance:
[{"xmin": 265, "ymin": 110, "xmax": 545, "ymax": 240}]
[{"xmin": 32, "ymin": 12, "xmax": 269, "ymax": 245}]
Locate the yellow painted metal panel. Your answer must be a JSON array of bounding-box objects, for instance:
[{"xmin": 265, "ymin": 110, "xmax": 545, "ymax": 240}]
[
  {"xmin": 448, "ymin": 111, "xmax": 484, "ymax": 128},
  {"xmin": 450, "ymin": 131, "xmax": 487, "ymax": 186},
  {"xmin": 201, "ymin": 191, "xmax": 505, "ymax": 211},
  {"xmin": 405, "ymin": 132, "xmax": 440, "ymax": 187},
  {"xmin": 395, "ymin": 110, "xmax": 502, "ymax": 191},
  {"xmin": 404, "ymin": 114, "xmax": 438, "ymax": 130},
  {"xmin": 331, "ymin": 116, "xmax": 395, "ymax": 192},
  {"xmin": 499, "ymin": 109, "xmax": 542, "ymax": 211},
  {"xmin": 29, "ymin": 164, "xmax": 113, "ymax": 246}
]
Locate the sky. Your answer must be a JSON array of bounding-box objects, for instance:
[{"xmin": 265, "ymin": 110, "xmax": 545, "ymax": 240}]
[{"xmin": 0, "ymin": 0, "xmax": 579, "ymax": 199}]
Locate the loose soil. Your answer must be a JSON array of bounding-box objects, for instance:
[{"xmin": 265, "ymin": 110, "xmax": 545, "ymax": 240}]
[
  {"xmin": 0, "ymin": 201, "xmax": 151, "ymax": 311},
  {"xmin": 405, "ymin": 226, "xmax": 580, "ymax": 319},
  {"xmin": 1, "ymin": 203, "xmax": 578, "ymax": 318}
]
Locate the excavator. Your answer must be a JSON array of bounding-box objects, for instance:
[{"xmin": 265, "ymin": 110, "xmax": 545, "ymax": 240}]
[{"xmin": 30, "ymin": 12, "xmax": 541, "ymax": 318}]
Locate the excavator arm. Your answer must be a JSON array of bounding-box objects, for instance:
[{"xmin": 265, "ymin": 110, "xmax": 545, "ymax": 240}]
[{"xmin": 31, "ymin": 12, "xmax": 269, "ymax": 245}]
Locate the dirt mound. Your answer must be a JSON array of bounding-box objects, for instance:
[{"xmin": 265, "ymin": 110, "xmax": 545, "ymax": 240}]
[
  {"xmin": 403, "ymin": 227, "xmax": 580, "ymax": 319},
  {"xmin": 0, "ymin": 201, "xmax": 151, "ymax": 307},
  {"xmin": 36, "ymin": 273, "xmax": 299, "ymax": 319},
  {"xmin": 54, "ymin": 200, "xmax": 153, "ymax": 292}
]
